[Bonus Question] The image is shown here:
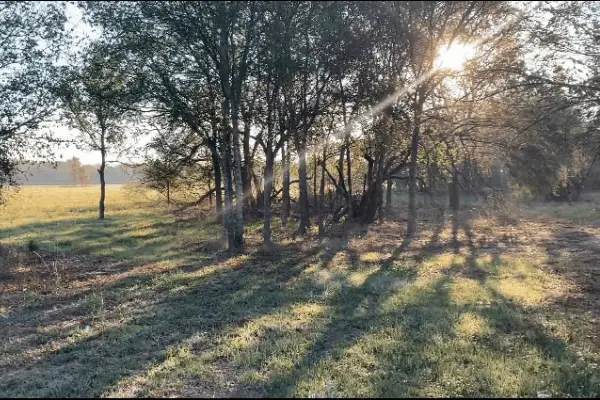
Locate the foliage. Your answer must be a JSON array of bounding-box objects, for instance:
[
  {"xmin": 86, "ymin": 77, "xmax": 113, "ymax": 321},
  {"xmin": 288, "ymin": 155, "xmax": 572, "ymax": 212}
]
[{"xmin": 0, "ymin": 1, "xmax": 67, "ymax": 197}]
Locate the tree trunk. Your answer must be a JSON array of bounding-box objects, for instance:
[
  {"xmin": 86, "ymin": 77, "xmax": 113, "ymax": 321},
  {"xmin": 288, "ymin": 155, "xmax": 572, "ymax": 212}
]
[
  {"xmin": 407, "ymin": 104, "xmax": 422, "ymax": 237},
  {"xmin": 217, "ymin": 21, "xmax": 243, "ymax": 252},
  {"xmin": 282, "ymin": 142, "xmax": 291, "ymax": 226},
  {"xmin": 263, "ymin": 151, "xmax": 274, "ymax": 245},
  {"xmin": 231, "ymin": 119, "xmax": 245, "ymax": 252},
  {"xmin": 449, "ymin": 166, "xmax": 460, "ymax": 211},
  {"xmin": 208, "ymin": 175, "xmax": 213, "ymax": 207},
  {"xmin": 166, "ymin": 181, "xmax": 170, "ymax": 206},
  {"xmin": 98, "ymin": 155, "xmax": 106, "ymax": 220},
  {"xmin": 221, "ymin": 140, "xmax": 236, "ymax": 251},
  {"xmin": 243, "ymin": 123, "xmax": 252, "ymax": 210},
  {"xmin": 313, "ymin": 153, "xmax": 318, "ymax": 212},
  {"xmin": 318, "ymin": 153, "xmax": 327, "ymax": 238},
  {"xmin": 386, "ymin": 179, "xmax": 392, "ymax": 213},
  {"xmin": 346, "ymin": 137, "xmax": 353, "ymax": 217},
  {"xmin": 98, "ymin": 137, "xmax": 106, "ymax": 220},
  {"xmin": 378, "ymin": 178, "xmax": 384, "ymax": 223},
  {"xmin": 296, "ymin": 141, "xmax": 311, "ymax": 235},
  {"xmin": 211, "ymin": 149, "xmax": 223, "ymax": 222}
]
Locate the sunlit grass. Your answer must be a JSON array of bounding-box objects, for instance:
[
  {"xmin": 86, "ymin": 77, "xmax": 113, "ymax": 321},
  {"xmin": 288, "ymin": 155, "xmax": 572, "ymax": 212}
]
[{"xmin": 1, "ymin": 186, "xmax": 600, "ymax": 397}]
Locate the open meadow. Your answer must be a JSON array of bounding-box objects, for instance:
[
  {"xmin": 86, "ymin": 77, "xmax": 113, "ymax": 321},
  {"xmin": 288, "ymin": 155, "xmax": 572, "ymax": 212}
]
[{"xmin": 1, "ymin": 185, "xmax": 600, "ymax": 397}]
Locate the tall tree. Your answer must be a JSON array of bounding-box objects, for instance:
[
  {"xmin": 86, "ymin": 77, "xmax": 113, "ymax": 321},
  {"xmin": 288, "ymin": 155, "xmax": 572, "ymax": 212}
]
[{"xmin": 58, "ymin": 45, "xmax": 144, "ymax": 219}]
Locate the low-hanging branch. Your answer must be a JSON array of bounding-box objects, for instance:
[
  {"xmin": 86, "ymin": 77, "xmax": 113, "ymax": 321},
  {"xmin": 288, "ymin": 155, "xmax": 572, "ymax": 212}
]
[
  {"xmin": 271, "ymin": 180, "xmax": 299, "ymax": 200},
  {"xmin": 174, "ymin": 188, "xmax": 218, "ymax": 212},
  {"xmin": 320, "ymin": 160, "xmax": 349, "ymax": 199}
]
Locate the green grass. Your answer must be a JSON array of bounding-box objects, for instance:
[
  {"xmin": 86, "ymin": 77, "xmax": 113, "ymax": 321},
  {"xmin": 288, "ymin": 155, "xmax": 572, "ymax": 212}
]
[{"xmin": 1, "ymin": 185, "xmax": 600, "ymax": 397}]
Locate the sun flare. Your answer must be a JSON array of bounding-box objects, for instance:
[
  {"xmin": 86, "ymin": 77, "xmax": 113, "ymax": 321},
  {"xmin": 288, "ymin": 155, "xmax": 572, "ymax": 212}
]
[{"xmin": 436, "ymin": 43, "xmax": 476, "ymax": 70}]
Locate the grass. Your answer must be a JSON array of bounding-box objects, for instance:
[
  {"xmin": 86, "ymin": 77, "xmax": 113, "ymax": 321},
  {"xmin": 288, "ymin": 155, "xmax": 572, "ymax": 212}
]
[{"xmin": 1, "ymin": 185, "xmax": 600, "ymax": 397}]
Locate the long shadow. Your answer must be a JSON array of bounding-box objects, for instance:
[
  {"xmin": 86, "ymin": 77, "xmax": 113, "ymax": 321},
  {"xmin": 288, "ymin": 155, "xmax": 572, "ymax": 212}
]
[
  {"xmin": 0, "ymin": 241, "xmax": 324, "ymax": 397},
  {"xmin": 4, "ymin": 211, "xmax": 600, "ymax": 396},
  {"xmin": 259, "ymin": 247, "xmax": 600, "ymax": 397},
  {"xmin": 541, "ymin": 227, "xmax": 600, "ymax": 321},
  {"xmin": 263, "ymin": 253, "xmax": 422, "ymax": 397}
]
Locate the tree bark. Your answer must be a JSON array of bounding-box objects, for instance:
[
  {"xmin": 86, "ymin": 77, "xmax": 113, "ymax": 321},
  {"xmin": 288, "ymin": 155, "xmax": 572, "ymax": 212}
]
[
  {"xmin": 217, "ymin": 16, "xmax": 244, "ymax": 252},
  {"xmin": 166, "ymin": 181, "xmax": 170, "ymax": 206},
  {"xmin": 242, "ymin": 121, "xmax": 253, "ymax": 210},
  {"xmin": 407, "ymin": 103, "xmax": 422, "ymax": 237},
  {"xmin": 98, "ymin": 135, "xmax": 106, "ymax": 220},
  {"xmin": 98, "ymin": 151, "xmax": 106, "ymax": 220},
  {"xmin": 313, "ymin": 153, "xmax": 318, "ymax": 211},
  {"xmin": 386, "ymin": 179, "xmax": 393, "ymax": 212},
  {"xmin": 221, "ymin": 139, "xmax": 236, "ymax": 251},
  {"xmin": 449, "ymin": 165, "xmax": 460, "ymax": 211},
  {"xmin": 282, "ymin": 142, "xmax": 291, "ymax": 226},
  {"xmin": 211, "ymin": 146, "xmax": 223, "ymax": 222},
  {"xmin": 346, "ymin": 136, "xmax": 353, "ymax": 217},
  {"xmin": 208, "ymin": 174, "xmax": 213, "ymax": 207},
  {"xmin": 296, "ymin": 140, "xmax": 311, "ymax": 235},
  {"xmin": 318, "ymin": 149, "xmax": 327, "ymax": 238},
  {"xmin": 263, "ymin": 151, "xmax": 274, "ymax": 245},
  {"xmin": 231, "ymin": 116, "xmax": 245, "ymax": 251}
]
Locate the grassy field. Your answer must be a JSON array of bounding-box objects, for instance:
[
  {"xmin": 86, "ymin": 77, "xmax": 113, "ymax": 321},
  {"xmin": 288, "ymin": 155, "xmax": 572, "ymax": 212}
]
[{"xmin": 1, "ymin": 185, "xmax": 600, "ymax": 397}]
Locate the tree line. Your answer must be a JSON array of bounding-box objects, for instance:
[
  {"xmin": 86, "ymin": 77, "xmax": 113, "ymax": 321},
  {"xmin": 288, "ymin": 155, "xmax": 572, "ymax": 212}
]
[{"xmin": 1, "ymin": 1, "xmax": 599, "ymax": 251}]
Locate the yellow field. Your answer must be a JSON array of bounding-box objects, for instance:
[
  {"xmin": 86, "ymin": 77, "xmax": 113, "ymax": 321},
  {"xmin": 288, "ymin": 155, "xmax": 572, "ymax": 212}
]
[{"xmin": 0, "ymin": 184, "xmax": 155, "ymax": 225}]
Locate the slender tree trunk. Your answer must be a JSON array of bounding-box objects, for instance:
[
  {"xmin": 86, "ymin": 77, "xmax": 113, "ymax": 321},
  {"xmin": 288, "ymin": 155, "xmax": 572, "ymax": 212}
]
[
  {"xmin": 208, "ymin": 175, "xmax": 213, "ymax": 207},
  {"xmin": 378, "ymin": 177, "xmax": 384, "ymax": 223},
  {"xmin": 318, "ymin": 150, "xmax": 327, "ymax": 238},
  {"xmin": 263, "ymin": 150, "xmax": 274, "ymax": 245},
  {"xmin": 407, "ymin": 104, "xmax": 422, "ymax": 237},
  {"xmin": 282, "ymin": 143, "xmax": 291, "ymax": 226},
  {"xmin": 231, "ymin": 117, "xmax": 245, "ymax": 251},
  {"xmin": 217, "ymin": 21, "xmax": 243, "ymax": 252},
  {"xmin": 243, "ymin": 124, "xmax": 252, "ymax": 210},
  {"xmin": 211, "ymin": 149, "xmax": 223, "ymax": 222},
  {"xmin": 221, "ymin": 140, "xmax": 236, "ymax": 250},
  {"xmin": 296, "ymin": 140, "xmax": 311, "ymax": 235},
  {"xmin": 98, "ymin": 138, "xmax": 106, "ymax": 220},
  {"xmin": 98, "ymin": 155, "xmax": 106, "ymax": 220},
  {"xmin": 166, "ymin": 181, "xmax": 170, "ymax": 206},
  {"xmin": 313, "ymin": 153, "xmax": 318, "ymax": 211},
  {"xmin": 252, "ymin": 169, "xmax": 263, "ymax": 209},
  {"xmin": 386, "ymin": 179, "xmax": 393, "ymax": 213},
  {"xmin": 346, "ymin": 137, "xmax": 353, "ymax": 217},
  {"xmin": 449, "ymin": 165, "xmax": 460, "ymax": 211}
]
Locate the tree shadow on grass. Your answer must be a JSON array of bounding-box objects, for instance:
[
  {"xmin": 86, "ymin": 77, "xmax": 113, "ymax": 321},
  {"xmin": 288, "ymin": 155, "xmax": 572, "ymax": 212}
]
[
  {"xmin": 541, "ymin": 227, "xmax": 600, "ymax": 322},
  {"xmin": 254, "ymin": 249, "xmax": 600, "ymax": 397},
  {"xmin": 0, "ymin": 241, "xmax": 325, "ymax": 397},
  {"xmin": 3, "ymin": 214, "xmax": 600, "ymax": 397}
]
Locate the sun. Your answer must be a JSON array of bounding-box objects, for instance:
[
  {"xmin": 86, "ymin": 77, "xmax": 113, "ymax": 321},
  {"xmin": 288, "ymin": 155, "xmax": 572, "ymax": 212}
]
[{"xmin": 435, "ymin": 43, "xmax": 476, "ymax": 71}]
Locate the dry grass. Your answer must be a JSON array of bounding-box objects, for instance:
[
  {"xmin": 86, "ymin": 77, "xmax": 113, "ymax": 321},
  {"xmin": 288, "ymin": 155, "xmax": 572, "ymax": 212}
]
[{"xmin": 1, "ymin": 185, "xmax": 600, "ymax": 397}]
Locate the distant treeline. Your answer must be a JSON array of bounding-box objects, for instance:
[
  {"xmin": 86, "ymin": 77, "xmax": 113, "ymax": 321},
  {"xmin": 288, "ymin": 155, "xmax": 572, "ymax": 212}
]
[{"xmin": 14, "ymin": 161, "xmax": 139, "ymax": 185}]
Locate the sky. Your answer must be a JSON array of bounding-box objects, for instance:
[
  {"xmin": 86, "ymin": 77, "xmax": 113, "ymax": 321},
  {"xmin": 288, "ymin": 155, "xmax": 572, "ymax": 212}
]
[
  {"xmin": 45, "ymin": 3, "xmax": 123, "ymax": 166},
  {"xmin": 41, "ymin": 3, "xmax": 97, "ymax": 165},
  {"xmin": 45, "ymin": 1, "xmax": 584, "ymax": 166}
]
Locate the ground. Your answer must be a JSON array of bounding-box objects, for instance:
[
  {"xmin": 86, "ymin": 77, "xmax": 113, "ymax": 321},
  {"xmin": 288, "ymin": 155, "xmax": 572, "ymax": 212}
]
[{"xmin": 1, "ymin": 185, "xmax": 600, "ymax": 397}]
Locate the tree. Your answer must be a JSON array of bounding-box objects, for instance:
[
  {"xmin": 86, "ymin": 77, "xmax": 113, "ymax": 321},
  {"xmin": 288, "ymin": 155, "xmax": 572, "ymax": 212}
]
[
  {"xmin": 0, "ymin": 1, "xmax": 66, "ymax": 199},
  {"xmin": 66, "ymin": 156, "xmax": 85, "ymax": 186},
  {"xmin": 58, "ymin": 44, "xmax": 144, "ymax": 219}
]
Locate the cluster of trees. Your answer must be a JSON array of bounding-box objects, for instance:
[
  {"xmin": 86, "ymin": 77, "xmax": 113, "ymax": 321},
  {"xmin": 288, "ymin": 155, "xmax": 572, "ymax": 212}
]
[{"xmin": 1, "ymin": 1, "xmax": 599, "ymax": 251}]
